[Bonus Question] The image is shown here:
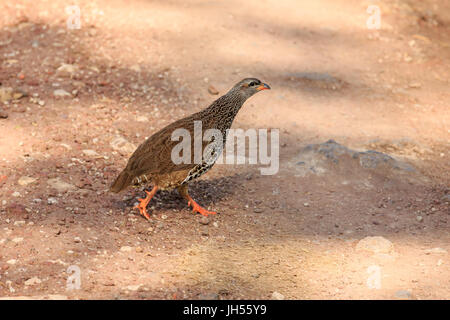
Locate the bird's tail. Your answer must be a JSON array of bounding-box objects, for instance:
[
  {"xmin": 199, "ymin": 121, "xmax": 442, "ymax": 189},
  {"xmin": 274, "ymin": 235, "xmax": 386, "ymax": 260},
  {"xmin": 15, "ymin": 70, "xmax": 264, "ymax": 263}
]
[{"xmin": 110, "ymin": 170, "xmax": 133, "ymax": 193}]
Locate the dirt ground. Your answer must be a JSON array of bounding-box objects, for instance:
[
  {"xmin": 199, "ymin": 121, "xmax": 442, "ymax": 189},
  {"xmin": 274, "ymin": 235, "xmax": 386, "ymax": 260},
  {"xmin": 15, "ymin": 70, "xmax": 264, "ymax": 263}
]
[{"xmin": 0, "ymin": 0, "xmax": 449, "ymax": 300}]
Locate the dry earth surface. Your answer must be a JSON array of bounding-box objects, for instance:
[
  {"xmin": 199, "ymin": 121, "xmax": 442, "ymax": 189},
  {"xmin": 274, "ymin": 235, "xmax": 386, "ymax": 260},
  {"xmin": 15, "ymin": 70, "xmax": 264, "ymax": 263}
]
[{"xmin": 0, "ymin": 0, "xmax": 449, "ymax": 299}]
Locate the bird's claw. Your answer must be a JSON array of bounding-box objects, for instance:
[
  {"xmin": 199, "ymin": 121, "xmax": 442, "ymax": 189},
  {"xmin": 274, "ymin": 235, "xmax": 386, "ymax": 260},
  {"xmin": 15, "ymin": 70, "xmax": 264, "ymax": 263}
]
[{"xmin": 188, "ymin": 200, "xmax": 217, "ymax": 217}]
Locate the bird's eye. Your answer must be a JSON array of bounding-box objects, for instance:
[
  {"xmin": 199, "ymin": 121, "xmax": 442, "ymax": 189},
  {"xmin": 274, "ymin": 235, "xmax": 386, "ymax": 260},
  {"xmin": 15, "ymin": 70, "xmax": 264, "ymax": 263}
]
[{"xmin": 249, "ymin": 81, "xmax": 257, "ymax": 86}]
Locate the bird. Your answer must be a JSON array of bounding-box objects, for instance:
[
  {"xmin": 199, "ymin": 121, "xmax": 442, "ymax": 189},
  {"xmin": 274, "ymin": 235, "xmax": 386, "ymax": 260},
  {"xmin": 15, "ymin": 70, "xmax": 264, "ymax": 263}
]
[{"xmin": 110, "ymin": 78, "xmax": 270, "ymax": 220}]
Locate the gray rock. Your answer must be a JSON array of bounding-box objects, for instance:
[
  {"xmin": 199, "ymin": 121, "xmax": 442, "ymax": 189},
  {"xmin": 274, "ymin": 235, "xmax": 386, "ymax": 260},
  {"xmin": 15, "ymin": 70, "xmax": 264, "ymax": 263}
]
[{"xmin": 294, "ymin": 139, "xmax": 415, "ymax": 176}]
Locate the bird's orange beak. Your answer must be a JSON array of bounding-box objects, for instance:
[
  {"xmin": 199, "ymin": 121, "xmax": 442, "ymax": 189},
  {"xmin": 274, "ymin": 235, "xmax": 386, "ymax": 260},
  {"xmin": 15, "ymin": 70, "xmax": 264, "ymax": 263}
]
[{"xmin": 256, "ymin": 83, "xmax": 271, "ymax": 91}]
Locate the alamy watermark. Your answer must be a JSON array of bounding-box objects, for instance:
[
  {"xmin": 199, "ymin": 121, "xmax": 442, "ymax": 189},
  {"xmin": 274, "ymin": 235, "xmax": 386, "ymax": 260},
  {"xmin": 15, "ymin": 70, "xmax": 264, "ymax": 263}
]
[
  {"xmin": 66, "ymin": 265, "xmax": 81, "ymax": 290},
  {"xmin": 171, "ymin": 121, "xmax": 279, "ymax": 175},
  {"xmin": 66, "ymin": 5, "xmax": 81, "ymax": 30}
]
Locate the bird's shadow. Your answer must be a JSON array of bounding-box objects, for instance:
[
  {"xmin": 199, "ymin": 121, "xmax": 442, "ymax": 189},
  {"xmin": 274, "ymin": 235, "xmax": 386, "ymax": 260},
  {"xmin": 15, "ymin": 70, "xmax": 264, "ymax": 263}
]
[{"xmin": 112, "ymin": 174, "xmax": 242, "ymax": 212}]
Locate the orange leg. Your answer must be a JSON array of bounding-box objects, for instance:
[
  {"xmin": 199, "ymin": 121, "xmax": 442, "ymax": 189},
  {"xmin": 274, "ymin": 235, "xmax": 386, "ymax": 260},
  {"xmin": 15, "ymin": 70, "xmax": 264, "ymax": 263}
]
[
  {"xmin": 187, "ymin": 195, "xmax": 217, "ymax": 217},
  {"xmin": 177, "ymin": 184, "xmax": 217, "ymax": 217},
  {"xmin": 134, "ymin": 186, "xmax": 158, "ymax": 220}
]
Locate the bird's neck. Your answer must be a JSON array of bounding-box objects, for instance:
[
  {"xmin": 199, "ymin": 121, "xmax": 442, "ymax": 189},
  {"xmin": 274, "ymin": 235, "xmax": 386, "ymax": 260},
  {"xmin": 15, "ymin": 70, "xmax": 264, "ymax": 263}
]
[{"xmin": 205, "ymin": 92, "xmax": 247, "ymax": 119}]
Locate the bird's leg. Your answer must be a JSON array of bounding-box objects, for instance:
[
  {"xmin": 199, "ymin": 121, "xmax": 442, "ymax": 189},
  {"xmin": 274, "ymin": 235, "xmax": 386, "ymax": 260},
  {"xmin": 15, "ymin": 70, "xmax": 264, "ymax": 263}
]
[
  {"xmin": 177, "ymin": 184, "xmax": 217, "ymax": 217},
  {"xmin": 134, "ymin": 185, "xmax": 158, "ymax": 220}
]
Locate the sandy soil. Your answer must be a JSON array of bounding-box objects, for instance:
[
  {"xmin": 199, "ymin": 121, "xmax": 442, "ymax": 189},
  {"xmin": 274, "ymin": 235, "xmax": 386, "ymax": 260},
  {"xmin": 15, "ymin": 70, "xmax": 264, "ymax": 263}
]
[{"xmin": 0, "ymin": 0, "xmax": 449, "ymax": 299}]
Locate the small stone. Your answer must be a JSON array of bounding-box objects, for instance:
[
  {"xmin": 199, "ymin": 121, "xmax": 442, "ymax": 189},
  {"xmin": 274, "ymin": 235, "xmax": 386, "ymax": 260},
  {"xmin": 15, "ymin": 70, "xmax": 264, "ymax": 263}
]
[
  {"xmin": 6, "ymin": 259, "xmax": 17, "ymax": 265},
  {"xmin": 125, "ymin": 284, "xmax": 141, "ymax": 291},
  {"xmin": 136, "ymin": 115, "xmax": 148, "ymax": 122},
  {"xmin": 253, "ymin": 208, "xmax": 263, "ymax": 213},
  {"xmin": 24, "ymin": 277, "xmax": 42, "ymax": 286},
  {"xmin": 135, "ymin": 247, "xmax": 143, "ymax": 253},
  {"xmin": 53, "ymin": 89, "xmax": 71, "ymax": 98},
  {"xmin": 12, "ymin": 237, "xmax": 24, "ymax": 244},
  {"xmin": 47, "ymin": 197, "xmax": 58, "ymax": 205},
  {"xmin": 120, "ymin": 246, "xmax": 133, "ymax": 252},
  {"xmin": 416, "ymin": 216, "xmax": 423, "ymax": 222},
  {"xmin": 0, "ymin": 87, "xmax": 14, "ymax": 102},
  {"xmin": 199, "ymin": 216, "xmax": 210, "ymax": 225},
  {"xmin": 47, "ymin": 178, "xmax": 76, "ymax": 193},
  {"xmin": 424, "ymin": 248, "xmax": 447, "ymax": 255},
  {"xmin": 0, "ymin": 110, "xmax": 8, "ymax": 119},
  {"xmin": 6, "ymin": 204, "xmax": 26, "ymax": 215},
  {"xmin": 82, "ymin": 149, "xmax": 99, "ymax": 157},
  {"xmin": 208, "ymin": 85, "xmax": 219, "ymax": 95},
  {"xmin": 13, "ymin": 221, "xmax": 25, "ymax": 226},
  {"xmin": 74, "ymin": 237, "xmax": 82, "ymax": 243},
  {"xmin": 303, "ymin": 202, "xmax": 310, "ymax": 207},
  {"xmin": 213, "ymin": 222, "xmax": 219, "ymax": 228},
  {"xmin": 395, "ymin": 290, "xmax": 411, "ymax": 299},
  {"xmin": 56, "ymin": 64, "xmax": 78, "ymax": 77},
  {"xmin": 130, "ymin": 64, "xmax": 141, "ymax": 73},
  {"xmin": 271, "ymin": 291, "xmax": 285, "ymax": 300},
  {"xmin": 110, "ymin": 136, "xmax": 136, "ymax": 155},
  {"xmin": 356, "ymin": 236, "xmax": 393, "ymax": 254},
  {"xmin": 12, "ymin": 192, "xmax": 21, "ymax": 197},
  {"xmin": 408, "ymin": 82, "xmax": 421, "ymax": 88},
  {"xmin": 198, "ymin": 293, "xmax": 219, "ymax": 300},
  {"xmin": 18, "ymin": 176, "xmax": 37, "ymax": 186},
  {"xmin": 161, "ymin": 214, "xmax": 168, "ymax": 220}
]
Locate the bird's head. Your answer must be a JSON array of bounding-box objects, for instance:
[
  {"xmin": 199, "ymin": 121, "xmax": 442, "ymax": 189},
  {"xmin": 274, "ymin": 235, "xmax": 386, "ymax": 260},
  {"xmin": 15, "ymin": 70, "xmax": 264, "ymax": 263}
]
[{"xmin": 231, "ymin": 78, "xmax": 271, "ymax": 99}]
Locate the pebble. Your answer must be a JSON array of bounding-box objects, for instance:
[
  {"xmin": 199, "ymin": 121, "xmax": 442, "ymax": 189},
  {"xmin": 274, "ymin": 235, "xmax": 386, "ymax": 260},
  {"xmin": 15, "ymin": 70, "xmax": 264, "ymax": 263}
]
[
  {"xmin": 416, "ymin": 215, "xmax": 423, "ymax": 222},
  {"xmin": 356, "ymin": 236, "xmax": 393, "ymax": 254},
  {"xmin": 110, "ymin": 136, "xmax": 136, "ymax": 155},
  {"xmin": 213, "ymin": 222, "xmax": 219, "ymax": 228},
  {"xmin": 56, "ymin": 63, "xmax": 78, "ymax": 77},
  {"xmin": 120, "ymin": 246, "xmax": 133, "ymax": 252},
  {"xmin": 74, "ymin": 237, "xmax": 82, "ymax": 243},
  {"xmin": 198, "ymin": 293, "xmax": 219, "ymax": 300},
  {"xmin": 208, "ymin": 85, "xmax": 219, "ymax": 95},
  {"xmin": 13, "ymin": 221, "xmax": 25, "ymax": 226},
  {"xmin": 82, "ymin": 149, "xmax": 99, "ymax": 157},
  {"xmin": 12, "ymin": 192, "xmax": 21, "ymax": 197},
  {"xmin": 47, "ymin": 178, "xmax": 77, "ymax": 193},
  {"xmin": 7, "ymin": 259, "xmax": 17, "ymax": 265},
  {"xmin": 199, "ymin": 216, "xmax": 210, "ymax": 225},
  {"xmin": 24, "ymin": 277, "xmax": 42, "ymax": 286},
  {"xmin": 136, "ymin": 115, "xmax": 149, "ymax": 122},
  {"xmin": 125, "ymin": 284, "xmax": 141, "ymax": 291},
  {"xmin": 12, "ymin": 237, "xmax": 24, "ymax": 244},
  {"xmin": 18, "ymin": 176, "xmax": 37, "ymax": 186},
  {"xmin": 53, "ymin": 89, "xmax": 72, "ymax": 98},
  {"xmin": 0, "ymin": 110, "xmax": 8, "ymax": 119},
  {"xmin": 394, "ymin": 290, "xmax": 411, "ymax": 299},
  {"xmin": 253, "ymin": 208, "xmax": 263, "ymax": 213},
  {"xmin": 47, "ymin": 197, "xmax": 58, "ymax": 205},
  {"xmin": 271, "ymin": 291, "xmax": 285, "ymax": 300},
  {"xmin": 424, "ymin": 248, "xmax": 447, "ymax": 255}
]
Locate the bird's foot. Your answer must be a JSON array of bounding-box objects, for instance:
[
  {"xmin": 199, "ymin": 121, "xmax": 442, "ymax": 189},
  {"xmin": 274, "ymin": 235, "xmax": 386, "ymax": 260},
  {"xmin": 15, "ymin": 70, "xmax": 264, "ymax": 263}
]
[
  {"xmin": 135, "ymin": 197, "xmax": 151, "ymax": 221},
  {"xmin": 134, "ymin": 187, "xmax": 158, "ymax": 221},
  {"xmin": 187, "ymin": 198, "xmax": 217, "ymax": 216}
]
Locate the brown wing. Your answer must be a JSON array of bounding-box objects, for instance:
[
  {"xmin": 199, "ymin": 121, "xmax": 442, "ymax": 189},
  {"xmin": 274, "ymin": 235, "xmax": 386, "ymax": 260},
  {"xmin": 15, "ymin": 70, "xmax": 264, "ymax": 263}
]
[{"xmin": 124, "ymin": 111, "xmax": 212, "ymax": 179}]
